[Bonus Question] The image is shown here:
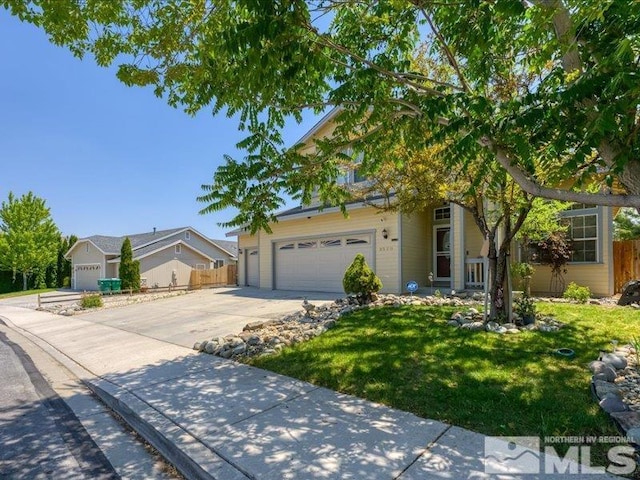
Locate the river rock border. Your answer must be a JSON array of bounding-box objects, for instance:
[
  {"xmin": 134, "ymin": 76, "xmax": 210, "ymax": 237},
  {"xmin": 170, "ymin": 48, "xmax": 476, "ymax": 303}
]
[
  {"xmin": 447, "ymin": 308, "xmax": 566, "ymax": 333},
  {"xmin": 193, "ymin": 293, "xmax": 483, "ymax": 360},
  {"xmin": 590, "ymin": 347, "xmax": 640, "ymax": 446}
]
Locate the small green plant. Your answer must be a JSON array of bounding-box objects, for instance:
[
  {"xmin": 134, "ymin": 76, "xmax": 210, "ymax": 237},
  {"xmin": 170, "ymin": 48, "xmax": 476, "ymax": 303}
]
[
  {"xmin": 62, "ymin": 276, "xmax": 70, "ymax": 288},
  {"xmin": 631, "ymin": 336, "xmax": 640, "ymax": 370},
  {"xmin": 81, "ymin": 293, "xmax": 103, "ymax": 308},
  {"xmin": 512, "ymin": 262, "xmax": 535, "ymax": 296},
  {"xmin": 514, "ymin": 294, "xmax": 536, "ymax": 324},
  {"xmin": 343, "ymin": 253, "xmax": 382, "ymax": 303},
  {"xmin": 433, "ymin": 289, "xmax": 442, "ymax": 298},
  {"xmin": 563, "ymin": 282, "xmax": 591, "ymax": 303}
]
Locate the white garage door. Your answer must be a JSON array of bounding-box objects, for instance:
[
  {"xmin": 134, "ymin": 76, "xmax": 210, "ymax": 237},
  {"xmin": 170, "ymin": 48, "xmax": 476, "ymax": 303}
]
[
  {"xmin": 247, "ymin": 249, "xmax": 259, "ymax": 286},
  {"xmin": 74, "ymin": 264, "xmax": 102, "ymax": 291},
  {"xmin": 275, "ymin": 234, "xmax": 374, "ymax": 292}
]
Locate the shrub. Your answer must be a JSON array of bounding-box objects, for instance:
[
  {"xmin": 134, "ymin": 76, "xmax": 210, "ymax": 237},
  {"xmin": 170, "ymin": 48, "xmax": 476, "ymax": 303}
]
[
  {"xmin": 343, "ymin": 254, "xmax": 382, "ymax": 303},
  {"xmin": 120, "ymin": 237, "xmax": 141, "ymax": 291},
  {"xmin": 563, "ymin": 282, "xmax": 591, "ymax": 303},
  {"xmin": 81, "ymin": 294, "xmax": 103, "ymax": 308},
  {"xmin": 62, "ymin": 276, "xmax": 70, "ymax": 288}
]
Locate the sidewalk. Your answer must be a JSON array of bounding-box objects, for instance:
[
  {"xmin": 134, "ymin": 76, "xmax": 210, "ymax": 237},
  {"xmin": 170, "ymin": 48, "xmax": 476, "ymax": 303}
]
[{"xmin": 0, "ymin": 304, "xmax": 621, "ymax": 479}]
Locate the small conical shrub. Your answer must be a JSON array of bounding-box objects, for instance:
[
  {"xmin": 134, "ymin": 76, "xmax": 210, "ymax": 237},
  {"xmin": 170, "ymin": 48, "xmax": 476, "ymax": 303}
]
[{"xmin": 343, "ymin": 253, "xmax": 382, "ymax": 303}]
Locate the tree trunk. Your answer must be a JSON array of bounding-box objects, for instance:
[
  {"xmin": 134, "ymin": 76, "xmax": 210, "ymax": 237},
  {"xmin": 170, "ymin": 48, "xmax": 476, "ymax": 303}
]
[
  {"xmin": 488, "ymin": 246, "xmax": 510, "ymax": 321},
  {"xmin": 22, "ymin": 272, "xmax": 27, "ymax": 291}
]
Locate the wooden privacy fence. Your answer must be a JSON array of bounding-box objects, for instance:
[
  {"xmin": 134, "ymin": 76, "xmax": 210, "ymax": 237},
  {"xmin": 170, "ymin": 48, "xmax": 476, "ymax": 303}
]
[
  {"xmin": 614, "ymin": 240, "xmax": 640, "ymax": 293},
  {"xmin": 189, "ymin": 265, "xmax": 238, "ymax": 289}
]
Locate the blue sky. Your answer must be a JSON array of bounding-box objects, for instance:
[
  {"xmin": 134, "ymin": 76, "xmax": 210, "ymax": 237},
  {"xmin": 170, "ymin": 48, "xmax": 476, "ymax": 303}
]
[{"xmin": 0, "ymin": 9, "xmax": 316, "ymax": 240}]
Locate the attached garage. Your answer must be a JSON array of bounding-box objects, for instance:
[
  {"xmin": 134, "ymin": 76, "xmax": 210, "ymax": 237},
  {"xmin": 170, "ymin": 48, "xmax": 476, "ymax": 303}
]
[
  {"xmin": 274, "ymin": 234, "xmax": 374, "ymax": 292},
  {"xmin": 246, "ymin": 249, "xmax": 259, "ymax": 286},
  {"xmin": 74, "ymin": 264, "xmax": 102, "ymax": 291}
]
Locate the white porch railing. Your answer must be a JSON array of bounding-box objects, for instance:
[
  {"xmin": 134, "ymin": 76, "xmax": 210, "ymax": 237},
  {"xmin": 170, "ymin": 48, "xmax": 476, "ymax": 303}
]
[{"xmin": 465, "ymin": 257, "xmax": 485, "ymax": 289}]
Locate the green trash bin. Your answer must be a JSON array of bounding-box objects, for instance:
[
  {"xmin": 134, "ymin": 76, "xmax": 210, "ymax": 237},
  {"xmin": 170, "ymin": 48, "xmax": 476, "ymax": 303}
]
[
  {"xmin": 110, "ymin": 278, "xmax": 122, "ymax": 292},
  {"xmin": 97, "ymin": 279, "xmax": 111, "ymax": 292}
]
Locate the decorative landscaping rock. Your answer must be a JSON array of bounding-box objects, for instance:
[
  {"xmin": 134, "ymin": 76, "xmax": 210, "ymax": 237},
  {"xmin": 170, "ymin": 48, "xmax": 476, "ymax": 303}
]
[
  {"xmin": 461, "ymin": 321, "xmax": 485, "ymax": 331},
  {"xmin": 593, "ymin": 367, "xmax": 618, "ymax": 383},
  {"xmin": 589, "ymin": 360, "xmax": 609, "ymax": 375},
  {"xmin": 599, "ymin": 394, "xmax": 630, "ymax": 414},
  {"xmin": 195, "ymin": 293, "xmax": 572, "ymax": 361},
  {"xmin": 590, "ymin": 344, "xmax": 640, "ymax": 449},
  {"xmin": 593, "ymin": 380, "xmax": 622, "ymax": 398},
  {"xmin": 600, "ymin": 353, "xmax": 628, "ymax": 370}
]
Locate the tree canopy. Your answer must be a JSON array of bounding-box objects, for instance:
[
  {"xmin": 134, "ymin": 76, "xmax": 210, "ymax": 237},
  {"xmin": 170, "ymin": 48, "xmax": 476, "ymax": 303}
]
[
  {"xmin": 614, "ymin": 208, "xmax": 640, "ymax": 241},
  {"xmin": 4, "ymin": 0, "xmax": 639, "ymax": 231},
  {"xmin": 0, "ymin": 192, "xmax": 60, "ymax": 290}
]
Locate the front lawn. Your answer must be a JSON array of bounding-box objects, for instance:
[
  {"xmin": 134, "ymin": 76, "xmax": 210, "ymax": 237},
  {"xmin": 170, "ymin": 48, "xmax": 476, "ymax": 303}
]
[
  {"xmin": 0, "ymin": 288, "xmax": 57, "ymax": 300},
  {"xmin": 251, "ymin": 302, "xmax": 640, "ymax": 462}
]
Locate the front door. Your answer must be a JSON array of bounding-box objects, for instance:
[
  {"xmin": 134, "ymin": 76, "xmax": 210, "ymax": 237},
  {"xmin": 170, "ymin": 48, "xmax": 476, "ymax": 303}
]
[{"xmin": 434, "ymin": 226, "xmax": 451, "ymax": 280}]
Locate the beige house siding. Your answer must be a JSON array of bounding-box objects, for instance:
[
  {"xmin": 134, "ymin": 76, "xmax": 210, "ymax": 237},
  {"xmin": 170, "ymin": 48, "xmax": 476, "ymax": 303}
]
[
  {"xmin": 139, "ymin": 246, "xmax": 211, "ymax": 288},
  {"xmin": 71, "ymin": 241, "xmax": 106, "ymax": 266},
  {"xmin": 254, "ymin": 207, "xmax": 400, "ymax": 293},
  {"xmin": 464, "ymin": 210, "xmax": 485, "ymax": 258},
  {"xmin": 71, "ymin": 241, "xmax": 106, "ymax": 289},
  {"xmin": 178, "ymin": 230, "xmax": 235, "ymax": 266},
  {"xmin": 528, "ymin": 206, "xmax": 614, "ymax": 297},
  {"xmin": 237, "ymin": 234, "xmax": 259, "ymax": 286},
  {"xmin": 400, "ymin": 212, "xmax": 430, "ymax": 290}
]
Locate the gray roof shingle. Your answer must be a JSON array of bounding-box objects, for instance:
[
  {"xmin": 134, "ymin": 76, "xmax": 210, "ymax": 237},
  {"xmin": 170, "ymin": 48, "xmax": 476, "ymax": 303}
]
[
  {"xmin": 84, "ymin": 227, "xmax": 186, "ymax": 255},
  {"xmin": 210, "ymin": 239, "xmax": 238, "ymax": 256}
]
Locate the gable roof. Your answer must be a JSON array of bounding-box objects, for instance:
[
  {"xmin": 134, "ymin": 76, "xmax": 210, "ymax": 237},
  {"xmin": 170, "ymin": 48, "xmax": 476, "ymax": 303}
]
[
  {"xmin": 66, "ymin": 227, "xmax": 237, "ymax": 260},
  {"xmin": 79, "ymin": 227, "xmax": 185, "ymax": 255},
  {"xmin": 210, "ymin": 239, "xmax": 238, "ymax": 257}
]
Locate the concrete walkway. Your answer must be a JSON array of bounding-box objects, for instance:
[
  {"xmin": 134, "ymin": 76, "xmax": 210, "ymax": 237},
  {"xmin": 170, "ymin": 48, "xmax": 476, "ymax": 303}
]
[{"xmin": 0, "ymin": 303, "xmax": 622, "ymax": 479}]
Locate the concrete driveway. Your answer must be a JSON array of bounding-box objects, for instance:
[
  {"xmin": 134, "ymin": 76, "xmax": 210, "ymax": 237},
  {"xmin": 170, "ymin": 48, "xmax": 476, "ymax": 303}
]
[{"xmin": 72, "ymin": 287, "xmax": 337, "ymax": 348}]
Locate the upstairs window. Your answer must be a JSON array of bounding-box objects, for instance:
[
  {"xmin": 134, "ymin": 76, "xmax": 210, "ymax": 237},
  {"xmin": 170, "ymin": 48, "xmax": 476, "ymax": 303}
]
[
  {"xmin": 175, "ymin": 244, "xmax": 182, "ymax": 254},
  {"xmin": 434, "ymin": 207, "xmax": 451, "ymax": 221}
]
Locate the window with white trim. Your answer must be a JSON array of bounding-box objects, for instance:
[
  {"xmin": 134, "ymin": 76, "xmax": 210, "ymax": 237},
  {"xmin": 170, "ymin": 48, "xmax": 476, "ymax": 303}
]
[
  {"xmin": 185, "ymin": 231, "xmax": 191, "ymax": 240},
  {"xmin": 566, "ymin": 213, "xmax": 598, "ymax": 262},
  {"xmin": 434, "ymin": 206, "xmax": 451, "ymax": 221},
  {"xmin": 175, "ymin": 244, "xmax": 182, "ymax": 254},
  {"xmin": 213, "ymin": 259, "xmax": 224, "ymax": 269},
  {"xmin": 195, "ymin": 263, "xmax": 206, "ymax": 270},
  {"xmin": 279, "ymin": 243, "xmax": 295, "ymax": 250},
  {"xmin": 297, "ymin": 241, "xmax": 317, "ymax": 249}
]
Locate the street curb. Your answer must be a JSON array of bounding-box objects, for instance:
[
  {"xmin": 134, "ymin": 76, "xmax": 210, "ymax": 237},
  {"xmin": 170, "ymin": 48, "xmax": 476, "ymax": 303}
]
[{"xmin": 86, "ymin": 378, "xmax": 249, "ymax": 480}]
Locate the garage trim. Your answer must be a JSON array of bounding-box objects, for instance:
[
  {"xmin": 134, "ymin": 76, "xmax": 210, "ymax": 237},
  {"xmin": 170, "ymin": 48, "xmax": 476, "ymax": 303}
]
[
  {"xmin": 271, "ymin": 228, "xmax": 376, "ymax": 292},
  {"xmin": 73, "ymin": 263, "xmax": 102, "ymax": 290}
]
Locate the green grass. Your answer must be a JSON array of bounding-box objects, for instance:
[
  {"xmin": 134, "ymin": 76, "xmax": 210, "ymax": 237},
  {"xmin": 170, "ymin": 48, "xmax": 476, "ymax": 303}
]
[
  {"xmin": 250, "ymin": 302, "xmax": 640, "ymax": 465},
  {"xmin": 0, "ymin": 288, "xmax": 57, "ymax": 300}
]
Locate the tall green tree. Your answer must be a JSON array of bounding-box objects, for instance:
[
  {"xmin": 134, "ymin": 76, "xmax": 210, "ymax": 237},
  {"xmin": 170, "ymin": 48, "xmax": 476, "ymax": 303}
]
[
  {"xmin": 0, "ymin": 192, "xmax": 60, "ymax": 290},
  {"xmin": 119, "ymin": 237, "xmax": 140, "ymax": 291},
  {"xmin": 4, "ymin": 0, "xmax": 639, "ymax": 231},
  {"xmin": 614, "ymin": 208, "xmax": 640, "ymax": 241}
]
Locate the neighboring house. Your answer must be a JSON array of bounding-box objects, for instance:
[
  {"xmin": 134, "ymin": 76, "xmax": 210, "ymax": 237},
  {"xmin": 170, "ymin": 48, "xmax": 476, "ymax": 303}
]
[
  {"xmin": 227, "ymin": 109, "xmax": 616, "ymax": 297},
  {"xmin": 65, "ymin": 227, "xmax": 237, "ymax": 291}
]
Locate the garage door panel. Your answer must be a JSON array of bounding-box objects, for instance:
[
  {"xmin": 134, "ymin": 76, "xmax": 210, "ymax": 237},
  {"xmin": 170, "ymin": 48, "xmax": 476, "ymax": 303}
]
[
  {"xmin": 275, "ymin": 235, "xmax": 373, "ymax": 293},
  {"xmin": 75, "ymin": 264, "xmax": 101, "ymax": 291},
  {"xmin": 247, "ymin": 249, "xmax": 259, "ymax": 286}
]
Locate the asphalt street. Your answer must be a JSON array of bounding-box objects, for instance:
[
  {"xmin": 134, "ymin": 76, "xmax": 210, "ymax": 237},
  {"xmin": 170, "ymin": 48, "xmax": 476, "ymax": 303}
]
[{"xmin": 0, "ymin": 330, "xmax": 118, "ymax": 479}]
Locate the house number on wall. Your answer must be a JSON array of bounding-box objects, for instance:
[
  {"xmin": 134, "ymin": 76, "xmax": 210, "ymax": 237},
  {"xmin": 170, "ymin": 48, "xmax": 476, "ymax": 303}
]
[{"xmin": 378, "ymin": 246, "xmax": 394, "ymax": 252}]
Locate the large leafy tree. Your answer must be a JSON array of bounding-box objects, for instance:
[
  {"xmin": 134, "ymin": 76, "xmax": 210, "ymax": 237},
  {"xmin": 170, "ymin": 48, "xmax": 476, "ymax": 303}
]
[
  {"xmin": 4, "ymin": 0, "xmax": 639, "ymax": 232},
  {"xmin": 614, "ymin": 208, "xmax": 640, "ymax": 241},
  {"xmin": 0, "ymin": 192, "xmax": 60, "ymax": 290}
]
